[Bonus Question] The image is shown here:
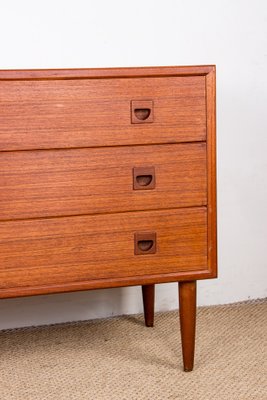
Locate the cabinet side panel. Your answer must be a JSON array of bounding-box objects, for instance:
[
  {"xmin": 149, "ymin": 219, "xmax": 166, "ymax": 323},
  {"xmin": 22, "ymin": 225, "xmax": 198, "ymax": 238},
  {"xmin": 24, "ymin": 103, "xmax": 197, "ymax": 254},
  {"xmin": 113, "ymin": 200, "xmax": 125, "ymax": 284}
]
[{"xmin": 206, "ymin": 67, "xmax": 217, "ymax": 276}]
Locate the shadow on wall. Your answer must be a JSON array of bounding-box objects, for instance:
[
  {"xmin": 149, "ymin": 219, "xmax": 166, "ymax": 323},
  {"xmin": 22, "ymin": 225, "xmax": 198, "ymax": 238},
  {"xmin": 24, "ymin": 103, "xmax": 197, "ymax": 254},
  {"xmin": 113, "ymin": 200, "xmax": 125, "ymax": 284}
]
[{"xmin": 0, "ymin": 286, "xmax": 146, "ymax": 330}]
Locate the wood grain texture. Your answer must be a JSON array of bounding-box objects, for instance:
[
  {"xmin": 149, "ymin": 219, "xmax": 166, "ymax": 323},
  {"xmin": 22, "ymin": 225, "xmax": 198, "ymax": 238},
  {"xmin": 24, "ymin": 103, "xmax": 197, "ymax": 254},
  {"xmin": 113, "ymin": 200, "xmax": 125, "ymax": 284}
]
[
  {"xmin": 0, "ymin": 207, "xmax": 207, "ymax": 291},
  {"xmin": 206, "ymin": 67, "xmax": 217, "ymax": 277},
  {"xmin": 0, "ymin": 65, "xmax": 216, "ymax": 305},
  {"xmin": 179, "ymin": 281, "xmax": 197, "ymax": 371},
  {"xmin": 0, "ymin": 76, "xmax": 206, "ymax": 151},
  {"xmin": 142, "ymin": 284, "xmax": 155, "ymax": 327},
  {"xmin": 0, "ymin": 143, "xmax": 207, "ymax": 221},
  {"xmin": 0, "ymin": 270, "xmax": 213, "ymax": 299},
  {"xmin": 0, "ymin": 65, "xmax": 215, "ymax": 80}
]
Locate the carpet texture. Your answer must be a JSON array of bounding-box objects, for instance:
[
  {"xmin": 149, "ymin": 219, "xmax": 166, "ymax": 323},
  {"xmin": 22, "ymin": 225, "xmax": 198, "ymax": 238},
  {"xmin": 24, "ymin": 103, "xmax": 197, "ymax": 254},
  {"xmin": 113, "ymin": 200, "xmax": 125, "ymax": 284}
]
[{"xmin": 0, "ymin": 299, "xmax": 266, "ymax": 400}]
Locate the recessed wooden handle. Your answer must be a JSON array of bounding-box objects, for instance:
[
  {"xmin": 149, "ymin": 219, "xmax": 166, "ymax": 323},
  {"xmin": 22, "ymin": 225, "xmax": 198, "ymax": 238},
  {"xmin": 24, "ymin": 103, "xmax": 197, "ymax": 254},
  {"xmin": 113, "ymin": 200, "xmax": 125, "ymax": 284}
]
[
  {"xmin": 133, "ymin": 167, "xmax": 155, "ymax": 190},
  {"xmin": 131, "ymin": 100, "xmax": 154, "ymax": 124},
  {"xmin": 134, "ymin": 108, "xmax": 151, "ymax": 121},
  {"xmin": 136, "ymin": 174, "xmax": 153, "ymax": 187},
  {"xmin": 134, "ymin": 232, "xmax": 157, "ymax": 255},
  {"xmin": 138, "ymin": 239, "xmax": 154, "ymax": 252}
]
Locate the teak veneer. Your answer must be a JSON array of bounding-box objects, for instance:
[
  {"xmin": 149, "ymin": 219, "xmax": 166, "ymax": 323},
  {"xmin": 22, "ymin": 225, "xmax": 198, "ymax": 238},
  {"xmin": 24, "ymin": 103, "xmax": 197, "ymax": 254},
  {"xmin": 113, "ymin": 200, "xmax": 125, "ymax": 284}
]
[{"xmin": 0, "ymin": 65, "xmax": 216, "ymax": 371}]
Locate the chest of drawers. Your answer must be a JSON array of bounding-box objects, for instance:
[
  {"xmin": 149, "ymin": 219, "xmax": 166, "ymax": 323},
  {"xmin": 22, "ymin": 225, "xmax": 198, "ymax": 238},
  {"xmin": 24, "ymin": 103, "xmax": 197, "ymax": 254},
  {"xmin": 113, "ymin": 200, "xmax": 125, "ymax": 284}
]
[{"xmin": 0, "ymin": 65, "xmax": 216, "ymax": 371}]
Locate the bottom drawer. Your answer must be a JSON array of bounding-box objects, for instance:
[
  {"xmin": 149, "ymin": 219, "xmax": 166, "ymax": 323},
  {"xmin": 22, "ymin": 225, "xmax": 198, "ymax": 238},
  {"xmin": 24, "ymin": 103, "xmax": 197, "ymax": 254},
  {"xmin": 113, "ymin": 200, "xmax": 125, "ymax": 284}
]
[{"xmin": 0, "ymin": 208, "xmax": 207, "ymax": 292}]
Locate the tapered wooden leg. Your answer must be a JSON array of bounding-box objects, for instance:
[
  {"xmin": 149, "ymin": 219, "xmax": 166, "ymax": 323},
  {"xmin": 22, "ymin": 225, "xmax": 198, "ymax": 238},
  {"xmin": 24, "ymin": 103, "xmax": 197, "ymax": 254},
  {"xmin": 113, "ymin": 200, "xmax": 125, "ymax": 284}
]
[
  {"xmin": 179, "ymin": 281, "xmax": 197, "ymax": 372},
  {"xmin": 142, "ymin": 284, "xmax": 155, "ymax": 327}
]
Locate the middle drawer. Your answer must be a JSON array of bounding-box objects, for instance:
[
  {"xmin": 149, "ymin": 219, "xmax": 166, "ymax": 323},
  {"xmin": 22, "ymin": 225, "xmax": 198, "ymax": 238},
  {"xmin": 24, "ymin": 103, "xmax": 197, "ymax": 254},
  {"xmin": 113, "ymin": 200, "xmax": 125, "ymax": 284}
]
[{"xmin": 0, "ymin": 143, "xmax": 207, "ymax": 221}]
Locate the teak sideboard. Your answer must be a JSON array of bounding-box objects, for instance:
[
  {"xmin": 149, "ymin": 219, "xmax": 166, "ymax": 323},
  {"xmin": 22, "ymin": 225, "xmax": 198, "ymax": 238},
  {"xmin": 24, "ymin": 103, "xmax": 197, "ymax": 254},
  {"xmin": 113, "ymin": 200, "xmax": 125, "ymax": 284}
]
[{"xmin": 0, "ymin": 65, "xmax": 216, "ymax": 371}]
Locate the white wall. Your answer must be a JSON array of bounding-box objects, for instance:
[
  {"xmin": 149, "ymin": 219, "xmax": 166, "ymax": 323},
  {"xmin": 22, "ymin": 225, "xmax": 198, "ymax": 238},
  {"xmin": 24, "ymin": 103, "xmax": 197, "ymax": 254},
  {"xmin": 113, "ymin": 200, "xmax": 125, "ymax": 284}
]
[{"xmin": 0, "ymin": 0, "xmax": 266, "ymax": 330}]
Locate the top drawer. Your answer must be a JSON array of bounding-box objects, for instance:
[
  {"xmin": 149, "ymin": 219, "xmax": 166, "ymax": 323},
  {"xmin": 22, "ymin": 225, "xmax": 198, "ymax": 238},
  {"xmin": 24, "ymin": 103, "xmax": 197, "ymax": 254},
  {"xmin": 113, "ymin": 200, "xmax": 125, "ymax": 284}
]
[{"xmin": 0, "ymin": 76, "xmax": 206, "ymax": 151}]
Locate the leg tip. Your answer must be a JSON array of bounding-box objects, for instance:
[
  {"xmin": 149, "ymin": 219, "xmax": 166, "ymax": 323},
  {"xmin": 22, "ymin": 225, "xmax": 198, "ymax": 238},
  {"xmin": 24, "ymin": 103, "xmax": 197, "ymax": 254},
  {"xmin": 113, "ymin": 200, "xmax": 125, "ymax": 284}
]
[{"xmin": 184, "ymin": 366, "xmax": 193, "ymax": 372}]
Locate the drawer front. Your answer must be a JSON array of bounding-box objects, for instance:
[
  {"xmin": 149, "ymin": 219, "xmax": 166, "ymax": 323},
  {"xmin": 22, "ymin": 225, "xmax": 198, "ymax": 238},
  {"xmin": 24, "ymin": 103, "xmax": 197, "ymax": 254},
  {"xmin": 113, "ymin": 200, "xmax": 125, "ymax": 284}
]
[
  {"xmin": 0, "ymin": 76, "xmax": 206, "ymax": 151},
  {"xmin": 0, "ymin": 143, "xmax": 207, "ymax": 220},
  {"xmin": 0, "ymin": 208, "xmax": 207, "ymax": 290}
]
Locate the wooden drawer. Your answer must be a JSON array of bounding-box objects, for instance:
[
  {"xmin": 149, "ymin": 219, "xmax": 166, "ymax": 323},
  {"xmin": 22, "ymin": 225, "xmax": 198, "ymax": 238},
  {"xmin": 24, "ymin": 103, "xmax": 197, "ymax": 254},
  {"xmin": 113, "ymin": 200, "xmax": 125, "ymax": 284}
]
[
  {"xmin": 0, "ymin": 207, "xmax": 207, "ymax": 294},
  {"xmin": 0, "ymin": 143, "xmax": 207, "ymax": 220},
  {"xmin": 0, "ymin": 76, "xmax": 206, "ymax": 151}
]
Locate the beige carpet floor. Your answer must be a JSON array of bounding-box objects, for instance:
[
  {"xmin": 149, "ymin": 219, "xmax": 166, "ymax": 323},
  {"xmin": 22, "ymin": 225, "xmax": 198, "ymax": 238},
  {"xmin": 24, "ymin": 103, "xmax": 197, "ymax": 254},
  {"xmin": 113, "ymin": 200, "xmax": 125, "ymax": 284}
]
[{"xmin": 0, "ymin": 299, "xmax": 266, "ymax": 400}]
